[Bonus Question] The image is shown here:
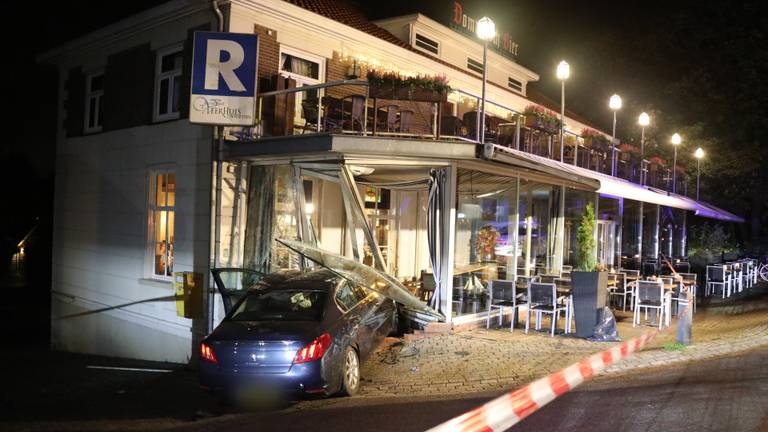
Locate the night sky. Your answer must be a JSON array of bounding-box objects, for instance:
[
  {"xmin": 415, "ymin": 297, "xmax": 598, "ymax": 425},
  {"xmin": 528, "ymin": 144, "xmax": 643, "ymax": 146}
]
[{"xmin": 3, "ymin": 0, "xmax": 766, "ymax": 252}]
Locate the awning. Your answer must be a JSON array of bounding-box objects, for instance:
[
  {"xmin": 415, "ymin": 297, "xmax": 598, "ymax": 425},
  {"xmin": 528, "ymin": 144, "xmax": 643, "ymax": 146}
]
[{"xmin": 488, "ymin": 145, "xmax": 744, "ymax": 223}]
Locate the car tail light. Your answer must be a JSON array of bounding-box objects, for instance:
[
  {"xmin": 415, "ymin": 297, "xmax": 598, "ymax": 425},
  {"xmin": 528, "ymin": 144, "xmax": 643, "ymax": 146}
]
[
  {"xmin": 200, "ymin": 342, "xmax": 218, "ymax": 364},
  {"xmin": 293, "ymin": 333, "xmax": 332, "ymax": 364}
]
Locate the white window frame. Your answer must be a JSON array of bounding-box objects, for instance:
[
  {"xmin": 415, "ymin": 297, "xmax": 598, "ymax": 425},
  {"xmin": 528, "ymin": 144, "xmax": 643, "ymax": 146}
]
[
  {"xmin": 278, "ymin": 46, "xmax": 325, "ymax": 85},
  {"xmin": 84, "ymin": 70, "xmax": 104, "ymax": 134},
  {"xmin": 153, "ymin": 44, "xmax": 184, "ymax": 122},
  {"xmin": 146, "ymin": 166, "xmax": 177, "ymax": 281}
]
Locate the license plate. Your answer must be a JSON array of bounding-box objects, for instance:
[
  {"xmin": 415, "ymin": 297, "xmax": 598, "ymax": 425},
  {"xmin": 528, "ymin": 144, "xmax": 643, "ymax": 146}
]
[{"xmin": 234, "ymin": 384, "xmax": 282, "ymax": 408}]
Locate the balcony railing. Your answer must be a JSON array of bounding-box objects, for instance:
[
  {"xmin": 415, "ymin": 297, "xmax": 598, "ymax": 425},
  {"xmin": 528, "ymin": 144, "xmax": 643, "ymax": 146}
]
[{"xmin": 226, "ymin": 79, "xmax": 690, "ymax": 197}]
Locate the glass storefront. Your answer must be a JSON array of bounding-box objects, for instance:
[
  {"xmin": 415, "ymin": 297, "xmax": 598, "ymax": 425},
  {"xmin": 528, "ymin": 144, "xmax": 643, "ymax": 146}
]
[
  {"xmin": 597, "ymin": 195, "xmax": 622, "ymax": 270},
  {"xmin": 564, "ymin": 188, "xmax": 596, "ymax": 268},
  {"xmin": 621, "ymin": 199, "xmax": 642, "ymax": 269}
]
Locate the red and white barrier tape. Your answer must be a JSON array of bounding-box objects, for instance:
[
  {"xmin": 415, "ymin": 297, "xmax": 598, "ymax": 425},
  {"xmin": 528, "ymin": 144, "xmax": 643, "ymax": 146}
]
[{"xmin": 427, "ymin": 299, "xmax": 692, "ymax": 432}]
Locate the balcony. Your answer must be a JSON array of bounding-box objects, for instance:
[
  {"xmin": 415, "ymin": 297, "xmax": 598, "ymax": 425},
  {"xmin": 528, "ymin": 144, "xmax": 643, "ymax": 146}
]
[{"xmin": 226, "ymin": 79, "xmax": 689, "ymax": 196}]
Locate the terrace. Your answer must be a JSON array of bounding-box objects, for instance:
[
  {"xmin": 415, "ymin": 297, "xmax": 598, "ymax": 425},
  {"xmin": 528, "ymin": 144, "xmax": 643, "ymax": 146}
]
[{"xmin": 225, "ymin": 78, "xmax": 690, "ymax": 197}]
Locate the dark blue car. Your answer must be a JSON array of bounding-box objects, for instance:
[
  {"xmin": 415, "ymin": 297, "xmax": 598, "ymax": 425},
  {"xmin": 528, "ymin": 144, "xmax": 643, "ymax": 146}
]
[{"xmin": 200, "ymin": 268, "xmax": 398, "ymax": 399}]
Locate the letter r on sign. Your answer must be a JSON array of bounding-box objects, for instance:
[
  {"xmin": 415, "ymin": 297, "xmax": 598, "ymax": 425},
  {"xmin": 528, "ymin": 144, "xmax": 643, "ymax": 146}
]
[{"xmin": 205, "ymin": 40, "xmax": 246, "ymax": 92}]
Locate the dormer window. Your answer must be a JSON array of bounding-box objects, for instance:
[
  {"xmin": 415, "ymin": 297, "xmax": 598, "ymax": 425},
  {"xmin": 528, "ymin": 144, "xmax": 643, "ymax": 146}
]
[
  {"xmin": 414, "ymin": 33, "xmax": 439, "ymax": 55},
  {"xmin": 467, "ymin": 58, "xmax": 484, "ymax": 74},
  {"xmin": 508, "ymin": 77, "xmax": 523, "ymax": 93}
]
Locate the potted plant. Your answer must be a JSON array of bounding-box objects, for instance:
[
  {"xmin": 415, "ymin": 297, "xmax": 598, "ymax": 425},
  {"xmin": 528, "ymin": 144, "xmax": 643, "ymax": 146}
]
[
  {"xmin": 570, "ymin": 203, "xmax": 608, "ymax": 338},
  {"xmin": 366, "ymin": 69, "xmax": 450, "ymax": 102},
  {"xmin": 523, "ymin": 105, "xmax": 561, "ymax": 133}
]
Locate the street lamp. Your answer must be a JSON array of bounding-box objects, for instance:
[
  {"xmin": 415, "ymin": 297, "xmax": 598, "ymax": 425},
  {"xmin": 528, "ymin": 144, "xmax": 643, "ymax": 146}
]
[
  {"xmin": 557, "ymin": 60, "xmax": 570, "ymax": 162},
  {"xmin": 638, "ymin": 112, "xmax": 650, "ymax": 184},
  {"xmin": 476, "ymin": 16, "xmax": 496, "ymax": 145},
  {"xmin": 694, "ymin": 147, "xmax": 704, "ymax": 200},
  {"xmin": 671, "ymin": 132, "xmax": 682, "ymax": 193},
  {"xmin": 609, "ymin": 94, "xmax": 622, "ymax": 176}
]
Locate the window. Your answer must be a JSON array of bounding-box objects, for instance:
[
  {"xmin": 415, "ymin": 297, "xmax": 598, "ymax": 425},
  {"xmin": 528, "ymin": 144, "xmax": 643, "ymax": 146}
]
[
  {"xmin": 148, "ymin": 170, "xmax": 176, "ymax": 278},
  {"xmin": 334, "ymin": 282, "xmax": 366, "ymax": 312},
  {"xmin": 280, "ymin": 52, "xmax": 320, "ymax": 80},
  {"xmin": 508, "ymin": 77, "xmax": 523, "ymax": 92},
  {"xmin": 84, "ymin": 72, "xmax": 104, "ymax": 133},
  {"xmin": 154, "ymin": 46, "xmax": 183, "ymax": 121},
  {"xmin": 414, "ymin": 33, "xmax": 440, "ymax": 55},
  {"xmin": 467, "ymin": 58, "xmax": 484, "ymax": 74},
  {"xmin": 230, "ymin": 290, "xmax": 327, "ymax": 322}
]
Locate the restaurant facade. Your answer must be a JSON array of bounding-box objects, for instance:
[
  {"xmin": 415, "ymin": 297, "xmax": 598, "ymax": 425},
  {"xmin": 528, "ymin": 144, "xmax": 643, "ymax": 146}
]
[{"xmin": 41, "ymin": 0, "xmax": 742, "ymax": 363}]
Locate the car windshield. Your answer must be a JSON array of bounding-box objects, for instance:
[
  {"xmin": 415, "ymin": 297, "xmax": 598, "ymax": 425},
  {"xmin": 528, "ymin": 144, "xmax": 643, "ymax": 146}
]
[{"xmin": 229, "ymin": 290, "xmax": 326, "ymax": 322}]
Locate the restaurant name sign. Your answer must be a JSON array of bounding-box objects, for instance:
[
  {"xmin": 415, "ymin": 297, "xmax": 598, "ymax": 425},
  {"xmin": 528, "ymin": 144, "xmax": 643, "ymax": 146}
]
[
  {"xmin": 190, "ymin": 32, "xmax": 258, "ymax": 126},
  {"xmin": 450, "ymin": 0, "xmax": 519, "ymax": 59}
]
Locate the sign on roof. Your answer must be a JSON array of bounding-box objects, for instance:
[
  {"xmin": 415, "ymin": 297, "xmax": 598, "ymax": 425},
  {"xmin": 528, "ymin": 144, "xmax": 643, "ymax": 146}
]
[
  {"xmin": 450, "ymin": 0, "xmax": 519, "ymax": 59},
  {"xmin": 190, "ymin": 32, "xmax": 258, "ymax": 126}
]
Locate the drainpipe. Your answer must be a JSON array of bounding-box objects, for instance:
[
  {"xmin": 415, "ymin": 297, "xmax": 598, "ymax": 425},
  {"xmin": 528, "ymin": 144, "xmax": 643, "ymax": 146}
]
[{"xmin": 210, "ymin": 0, "xmax": 225, "ymax": 333}]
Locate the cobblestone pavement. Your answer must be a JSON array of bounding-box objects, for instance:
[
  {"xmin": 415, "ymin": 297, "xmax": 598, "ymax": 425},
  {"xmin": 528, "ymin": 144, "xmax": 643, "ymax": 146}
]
[{"xmin": 358, "ymin": 284, "xmax": 768, "ymax": 397}]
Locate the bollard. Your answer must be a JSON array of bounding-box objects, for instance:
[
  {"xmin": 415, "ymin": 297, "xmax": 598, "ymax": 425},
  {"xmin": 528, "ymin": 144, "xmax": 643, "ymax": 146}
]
[{"xmin": 676, "ymin": 290, "xmax": 693, "ymax": 345}]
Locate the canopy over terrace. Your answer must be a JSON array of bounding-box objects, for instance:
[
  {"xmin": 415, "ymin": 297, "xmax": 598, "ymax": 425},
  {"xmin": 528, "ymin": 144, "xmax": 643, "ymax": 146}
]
[{"xmin": 486, "ymin": 144, "xmax": 744, "ymax": 223}]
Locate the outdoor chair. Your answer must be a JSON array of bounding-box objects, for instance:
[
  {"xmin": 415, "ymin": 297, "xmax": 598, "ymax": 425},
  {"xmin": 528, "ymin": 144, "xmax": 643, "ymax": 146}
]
[
  {"xmin": 728, "ymin": 262, "xmax": 743, "ymax": 293},
  {"xmin": 419, "ymin": 270, "xmax": 436, "ymax": 303},
  {"xmin": 486, "ymin": 280, "xmax": 526, "ymax": 332},
  {"xmin": 382, "ymin": 104, "xmax": 399, "ymax": 132},
  {"xmin": 677, "ymin": 272, "xmax": 698, "ymax": 313},
  {"xmin": 398, "ymin": 109, "xmax": 415, "ymax": 133},
  {"xmin": 609, "ymin": 272, "xmax": 632, "ymax": 311},
  {"xmin": 633, "ymin": 280, "xmax": 668, "ymax": 329},
  {"xmin": 642, "ymin": 260, "xmax": 658, "ymax": 277},
  {"xmin": 341, "ymin": 95, "xmax": 366, "ymax": 132},
  {"xmin": 526, "ymin": 282, "xmax": 571, "ymax": 337},
  {"xmin": 706, "ymin": 265, "xmax": 730, "ymax": 298}
]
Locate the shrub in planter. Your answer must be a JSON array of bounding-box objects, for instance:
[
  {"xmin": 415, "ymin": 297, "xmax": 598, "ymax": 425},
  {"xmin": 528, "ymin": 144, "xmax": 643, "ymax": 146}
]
[{"xmin": 571, "ymin": 203, "xmax": 608, "ymax": 338}]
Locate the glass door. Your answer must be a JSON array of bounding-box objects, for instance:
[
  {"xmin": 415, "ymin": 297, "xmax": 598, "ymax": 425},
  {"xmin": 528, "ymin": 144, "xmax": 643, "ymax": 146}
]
[{"xmin": 597, "ymin": 220, "xmax": 618, "ymax": 269}]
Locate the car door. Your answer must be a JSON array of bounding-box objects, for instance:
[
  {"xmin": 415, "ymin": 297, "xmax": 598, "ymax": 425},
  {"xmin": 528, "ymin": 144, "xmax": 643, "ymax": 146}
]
[
  {"xmin": 210, "ymin": 268, "xmax": 265, "ymax": 313},
  {"xmin": 334, "ymin": 282, "xmax": 373, "ymax": 355}
]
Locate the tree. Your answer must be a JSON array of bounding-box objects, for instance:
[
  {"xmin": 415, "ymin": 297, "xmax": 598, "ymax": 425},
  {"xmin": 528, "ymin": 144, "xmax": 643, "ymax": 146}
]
[{"xmin": 576, "ymin": 203, "xmax": 597, "ymax": 271}]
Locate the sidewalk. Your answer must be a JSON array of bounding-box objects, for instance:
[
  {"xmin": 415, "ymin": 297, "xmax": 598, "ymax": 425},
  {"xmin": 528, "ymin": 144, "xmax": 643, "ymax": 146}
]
[{"xmin": 358, "ymin": 283, "xmax": 768, "ymax": 396}]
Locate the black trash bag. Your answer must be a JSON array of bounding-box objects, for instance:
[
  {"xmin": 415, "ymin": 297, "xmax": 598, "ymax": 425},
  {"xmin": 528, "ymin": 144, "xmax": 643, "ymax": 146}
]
[{"xmin": 588, "ymin": 307, "xmax": 621, "ymax": 342}]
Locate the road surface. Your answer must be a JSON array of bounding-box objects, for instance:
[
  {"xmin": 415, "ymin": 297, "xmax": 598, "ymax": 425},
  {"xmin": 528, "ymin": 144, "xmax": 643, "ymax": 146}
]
[{"xmin": 175, "ymin": 345, "xmax": 768, "ymax": 432}]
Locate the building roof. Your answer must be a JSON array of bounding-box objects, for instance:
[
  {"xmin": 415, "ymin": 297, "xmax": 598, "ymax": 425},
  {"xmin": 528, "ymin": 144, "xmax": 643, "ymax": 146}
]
[{"xmin": 285, "ymin": 0, "xmax": 411, "ymax": 49}]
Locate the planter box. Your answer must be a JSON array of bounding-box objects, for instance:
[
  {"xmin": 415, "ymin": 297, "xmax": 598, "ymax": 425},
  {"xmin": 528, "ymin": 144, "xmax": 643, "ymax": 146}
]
[
  {"xmin": 368, "ymin": 83, "xmax": 446, "ymax": 102},
  {"xmin": 571, "ymin": 271, "xmax": 608, "ymax": 338},
  {"xmin": 524, "ymin": 116, "xmax": 558, "ymax": 134}
]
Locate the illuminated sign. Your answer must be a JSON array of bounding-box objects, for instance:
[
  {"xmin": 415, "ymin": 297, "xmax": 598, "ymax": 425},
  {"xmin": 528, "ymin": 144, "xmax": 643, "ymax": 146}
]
[
  {"xmin": 451, "ymin": 1, "xmax": 519, "ymax": 58},
  {"xmin": 190, "ymin": 32, "xmax": 258, "ymax": 126}
]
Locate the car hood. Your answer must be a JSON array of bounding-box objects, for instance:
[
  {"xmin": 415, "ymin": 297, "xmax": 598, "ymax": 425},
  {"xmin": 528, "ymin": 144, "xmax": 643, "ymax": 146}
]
[
  {"xmin": 209, "ymin": 320, "xmax": 320, "ymax": 343},
  {"xmin": 277, "ymin": 238, "xmax": 443, "ymax": 323}
]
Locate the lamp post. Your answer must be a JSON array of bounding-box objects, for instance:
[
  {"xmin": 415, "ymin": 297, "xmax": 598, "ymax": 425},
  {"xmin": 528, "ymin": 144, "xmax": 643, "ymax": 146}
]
[
  {"xmin": 638, "ymin": 112, "xmax": 650, "ymax": 184},
  {"xmin": 671, "ymin": 133, "xmax": 682, "ymax": 193},
  {"xmin": 694, "ymin": 147, "xmax": 704, "ymax": 200},
  {"xmin": 557, "ymin": 61, "xmax": 570, "ymax": 162},
  {"xmin": 476, "ymin": 16, "xmax": 496, "ymax": 145},
  {"xmin": 609, "ymin": 94, "xmax": 622, "ymax": 176}
]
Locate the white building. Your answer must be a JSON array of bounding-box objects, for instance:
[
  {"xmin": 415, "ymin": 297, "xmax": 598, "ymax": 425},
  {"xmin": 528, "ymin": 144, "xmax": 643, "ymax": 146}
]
[{"xmin": 40, "ymin": 0, "xmax": 741, "ymax": 363}]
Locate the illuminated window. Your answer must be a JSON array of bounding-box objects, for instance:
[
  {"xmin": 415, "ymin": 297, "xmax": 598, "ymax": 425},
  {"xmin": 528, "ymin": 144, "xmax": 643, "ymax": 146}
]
[
  {"xmin": 154, "ymin": 45, "xmax": 183, "ymax": 121},
  {"xmin": 148, "ymin": 170, "xmax": 175, "ymax": 278},
  {"xmin": 84, "ymin": 72, "xmax": 104, "ymax": 133}
]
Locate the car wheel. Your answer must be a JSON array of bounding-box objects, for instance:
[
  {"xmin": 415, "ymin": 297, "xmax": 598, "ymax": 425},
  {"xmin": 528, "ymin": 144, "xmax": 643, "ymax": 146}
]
[{"xmin": 339, "ymin": 346, "xmax": 360, "ymax": 396}]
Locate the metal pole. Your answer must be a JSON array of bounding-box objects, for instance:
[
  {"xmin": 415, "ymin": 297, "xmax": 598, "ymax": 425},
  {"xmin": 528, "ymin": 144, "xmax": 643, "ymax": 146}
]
[
  {"xmin": 560, "ymin": 80, "xmax": 565, "ymax": 162},
  {"xmin": 696, "ymin": 158, "xmax": 700, "ymax": 200},
  {"xmin": 672, "ymin": 146, "xmax": 677, "ymax": 194},
  {"xmin": 480, "ymin": 40, "xmax": 488, "ymax": 144},
  {"xmin": 640, "ymin": 126, "xmax": 645, "ymax": 185},
  {"xmin": 611, "ymin": 111, "xmax": 617, "ymax": 176}
]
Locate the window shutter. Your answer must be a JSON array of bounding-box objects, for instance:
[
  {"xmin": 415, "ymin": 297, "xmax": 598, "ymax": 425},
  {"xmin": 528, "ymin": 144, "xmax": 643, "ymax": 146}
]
[
  {"xmin": 178, "ymin": 24, "xmax": 212, "ymax": 119},
  {"xmin": 102, "ymin": 43, "xmax": 154, "ymax": 131},
  {"xmin": 64, "ymin": 67, "xmax": 85, "ymax": 137}
]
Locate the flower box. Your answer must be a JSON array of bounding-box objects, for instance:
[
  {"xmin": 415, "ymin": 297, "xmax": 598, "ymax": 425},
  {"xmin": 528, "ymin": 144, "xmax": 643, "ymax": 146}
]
[{"xmin": 368, "ymin": 83, "xmax": 447, "ymax": 102}]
